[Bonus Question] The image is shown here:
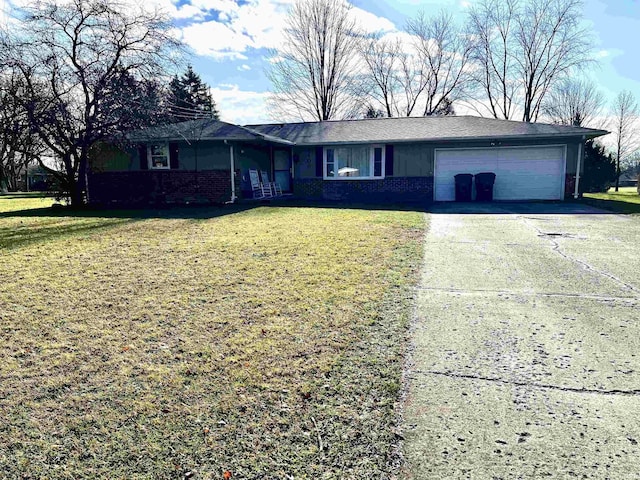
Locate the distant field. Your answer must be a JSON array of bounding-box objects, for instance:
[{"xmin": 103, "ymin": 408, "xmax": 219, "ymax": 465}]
[
  {"xmin": 583, "ymin": 186, "xmax": 640, "ymax": 214},
  {"xmin": 0, "ymin": 196, "xmax": 424, "ymax": 478}
]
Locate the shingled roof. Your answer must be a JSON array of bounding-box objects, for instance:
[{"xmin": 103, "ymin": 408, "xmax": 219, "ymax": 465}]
[
  {"xmin": 128, "ymin": 119, "xmax": 293, "ymax": 145},
  {"xmin": 130, "ymin": 115, "xmax": 607, "ymax": 146},
  {"xmin": 247, "ymin": 115, "xmax": 608, "ymax": 145}
]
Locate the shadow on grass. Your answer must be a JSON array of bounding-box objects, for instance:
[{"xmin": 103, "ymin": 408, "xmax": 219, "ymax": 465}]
[
  {"xmin": 581, "ymin": 197, "xmax": 640, "ymax": 215},
  {"xmin": 0, "ymin": 217, "xmax": 135, "ymax": 250},
  {"xmin": 0, "ymin": 203, "xmax": 259, "ymax": 220},
  {"xmin": 0, "ymin": 197, "xmax": 626, "ymax": 223}
]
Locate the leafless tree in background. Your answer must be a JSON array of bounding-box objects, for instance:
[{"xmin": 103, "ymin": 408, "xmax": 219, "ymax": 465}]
[
  {"xmin": 361, "ymin": 35, "xmax": 402, "ymax": 117},
  {"xmin": 610, "ymin": 90, "xmax": 639, "ymax": 191},
  {"xmin": 0, "ymin": 71, "xmax": 45, "ymax": 191},
  {"xmin": 268, "ymin": 0, "xmax": 362, "ymax": 121},
  {"xmin": 542, "ymin": 78, "xmax": 605, "ymax": 128},
  {"xmin": 466, "ymin": 0, "xmax": 518, "ymax": 119},
  {"xmin": 2, "ymin": 0, "xmax": 181, "ymax": 205},
  {"xmin": 467, "ymin": 0, "xmax": 594, "ymax": 122},
  {"xmin": 361, "ymin": 11, "xmax": 470, "ymax": 118},
  {"xmin": 407, "ymin": 11, "xmax": 473, "ymax": 116}
]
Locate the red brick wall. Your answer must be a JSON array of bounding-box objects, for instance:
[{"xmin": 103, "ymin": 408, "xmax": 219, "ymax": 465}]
[
  {"xmin": 293, "ymin": 177, "xmax": 434, "ymax": 203},
  {"xmin": 87, "ymin": 170, "xmax": 232, "ymax": 205},
  {"xmin": 565, "ymin": 173, "xmax": 576, "ymax": 199}
]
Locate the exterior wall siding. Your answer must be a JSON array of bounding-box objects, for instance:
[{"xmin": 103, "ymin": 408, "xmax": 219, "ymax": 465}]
[
  {"xmin": 235, "ymin": 144, "xmax": 271, "ymax": 197},
  {"xmin": 178, "ymin": 143, "xmax": 230, "ymax": 170},
  {"xmin": 293, "ymin": 177, "xmax": 434, "ymax": 203},
  {"xmin": 88, "ymin": 170, "xmax": 231, "ymax": 205},
  {"xmin": 295, "ymin": 139, "xmax": 582, "ymax": 180},
  {"xmin": 292, "ymin": 147, "xmax": 316, "ymax": 179}
]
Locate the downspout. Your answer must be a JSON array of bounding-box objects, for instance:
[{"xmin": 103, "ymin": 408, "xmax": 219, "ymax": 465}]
[
  {"xmin": 224, "ymin": 140, "xmax": 237, "ymax": 204},
  {"xmin": 574, "ymin": 136, "xmax": 585, "ymax": 199}
]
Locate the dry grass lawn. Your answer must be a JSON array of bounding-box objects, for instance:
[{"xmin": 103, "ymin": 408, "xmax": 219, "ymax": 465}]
[{"xmin": 0, "ymin": 195, "xmax": 424, "ymax": 479}]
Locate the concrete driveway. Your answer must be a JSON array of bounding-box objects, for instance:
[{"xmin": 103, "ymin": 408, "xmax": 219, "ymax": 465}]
[{"xmin": 402, "ymin": 203, "xmax": 640, "ymax": 479}]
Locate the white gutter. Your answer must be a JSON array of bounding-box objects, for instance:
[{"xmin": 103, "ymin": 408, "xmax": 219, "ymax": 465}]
[
  {"xmin": 224, "ymin": 140, "xmax": 237, "ymax": 204},
  {"xmin": 574, "ymin": 136, "xmax": 585, "ymax": 199}
]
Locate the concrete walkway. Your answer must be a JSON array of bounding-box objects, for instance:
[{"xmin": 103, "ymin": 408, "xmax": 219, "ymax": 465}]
[{"xmin": 402, "ymin": 203, "xmax": 640, "ymax": 479}]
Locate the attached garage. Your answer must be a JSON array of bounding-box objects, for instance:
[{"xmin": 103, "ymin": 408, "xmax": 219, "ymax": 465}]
[{"xmin": 434, "ymin": 145, "xmax": 566, "ymax": 202}]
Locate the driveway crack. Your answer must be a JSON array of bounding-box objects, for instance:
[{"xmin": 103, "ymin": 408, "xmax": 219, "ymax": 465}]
[
  {"xmin": 416, "ymin": 286, "xmax": 639, "ymax": 302},
  {"xmin": 422, "ymin": 370, "xmax": 640, "ymax": 397},
  {"xmin": 517, "ymin": 215, "xmax": 640, "ymax": 294}
]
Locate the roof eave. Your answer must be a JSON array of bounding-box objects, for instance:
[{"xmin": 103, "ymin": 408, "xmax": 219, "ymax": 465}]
[
  {"xmin": 293, "ymin": 131, "xmax": 610, "ymax": 146},
  {"xmin": 128, "ymin": 135, "xmax": 294, "ymax": 145}
]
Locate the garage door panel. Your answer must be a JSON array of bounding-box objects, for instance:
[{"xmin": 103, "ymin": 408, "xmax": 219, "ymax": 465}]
[
  {"xmin": 498, "ymin": 159, "xmax": 564, "ymax": 175},
  {"xmin": 435, "ymin": 150, "xmax": 497, "ymax": 201},
  {"xmin": 435, "ymin": 146, "xmax": 565, "ymax": 201},
  {"xmin": 495, "ymin": 174, "xmax": 562, "ymax": 200}
]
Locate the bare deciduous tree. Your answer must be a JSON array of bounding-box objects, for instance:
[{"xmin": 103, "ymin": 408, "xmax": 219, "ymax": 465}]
[
  {"xmin": 0, "ymin": 71, "xmax": 45, "ymax": 191},
  {"xmin": 360, "ymin": 33, "xmax": 428, "ymax": 117},
  {"xmin": 407, "ymin": 11, "xmax": 473, "ymax": 116},
  {"xmin": 466, "ymin": 0, "xmax": 519, "ymax": 119},
  {"xmin": 542, "ymin": 78, "xmax": 605, "ymax": 128},
  {"xmin": 467, "ymin": 0, "xmax": 594, "ymax": 122},
  {"xmin": 268, "ymin": 0, "xmax": 363, "ymax": 121},
  {"xmin": 611, "ymin": 90, "xmax": 639, "ymax": 191},
  {"xmin": 361, "ymin": 35, "xmax": 401, "ymax": 117},
  {"xmin": 2, "ymin": 0, "xmax": 181, "ymax": 205}
]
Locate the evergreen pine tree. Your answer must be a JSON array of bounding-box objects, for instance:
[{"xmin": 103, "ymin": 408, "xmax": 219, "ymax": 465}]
[{"xmin": 167, "ymin": 66, "xmax": 220, "ymax": 122}]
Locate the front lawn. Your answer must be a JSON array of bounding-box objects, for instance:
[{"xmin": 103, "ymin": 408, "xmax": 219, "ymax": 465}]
[
  {"xmin": 0, "ymin": 197, "xmax": 424, "ymax": 479},
  {"xmin": 583, "ymin": 186, "xmax": 640, "ymax": 214}
]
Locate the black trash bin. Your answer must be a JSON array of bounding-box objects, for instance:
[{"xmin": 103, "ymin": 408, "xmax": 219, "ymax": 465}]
[
  {"xmin": 475, "ymin": 172, "xmax": 496, "ymax": 201},
  {"xmin": 454, "ymin": 173, "xmax": 474, "ymax": 202}
]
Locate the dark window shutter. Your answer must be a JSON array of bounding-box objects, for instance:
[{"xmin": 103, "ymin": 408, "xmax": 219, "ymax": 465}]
[
  {"xmin": 315, "ymin": 147, "xmax": 323, "ymax": 177},
  {"xmin": 139, "ymin": 145, "xmax": 148, "ymax": 170},
  {"xmin": 385, "ymin": 144, "xmax": 394, "ymax": 176},
  {"xmin": 169, "ymin": 143, "xmax": 179, "ymax": 169}
]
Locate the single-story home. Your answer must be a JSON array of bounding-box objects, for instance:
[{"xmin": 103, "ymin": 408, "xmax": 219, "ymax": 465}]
[
  {"xmin": 87, "ymin": 115, "xmax": 608, "ymax": 205},
  {"xmin": 619, "ymin": 169, "xmax": 639, "ymax": 187}
]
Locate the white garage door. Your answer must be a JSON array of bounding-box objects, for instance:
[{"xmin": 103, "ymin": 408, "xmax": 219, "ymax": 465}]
[{"xmin": 434, "ymin": 146, "xmax": 566, "ymax": 201}]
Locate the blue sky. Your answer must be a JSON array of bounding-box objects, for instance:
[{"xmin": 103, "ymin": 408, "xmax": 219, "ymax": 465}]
[{"xmin": 2, "ymin": 0, "xmax": 639, "ymax": 125}]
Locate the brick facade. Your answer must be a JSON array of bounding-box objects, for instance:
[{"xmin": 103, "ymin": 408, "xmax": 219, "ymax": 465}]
[
  {"xmin": 565, "ymin": 173, "xmax": 576, "ymax": 199},
  {"xmin": 88, "ymin": 170, "xmax": 232, "ymax": 206},
  {"xmin": 293, "ymin": 177, "xmax": 434, "ymax": 203}
]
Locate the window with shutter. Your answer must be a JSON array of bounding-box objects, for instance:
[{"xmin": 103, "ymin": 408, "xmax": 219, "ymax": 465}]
[
  {"xmin": 147, "ymin": 143, "xmax": 170, "ymax": 169},
  {"xmin": 322, "ymin": 145, "xmax": 385, "ymax": 179}
]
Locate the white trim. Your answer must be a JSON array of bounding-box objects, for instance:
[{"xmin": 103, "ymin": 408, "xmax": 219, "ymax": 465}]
[
  {"xmin": 229, "ymin": 143, "xmax": 237, "ymax": 203},
  {"xmin": 323, "ymin": 144, "xmax": 385, "ymax": 180},
  {"xmin": 574, "ymin": 138, "xmax": 584, "ymax": 199},
  {"xmin": 147, "ymin": 142, "xmax": 170, "ymax": 170},
  {"xmin": 434, "ymin": 144, "xmax": 568, "ymax": 202}
]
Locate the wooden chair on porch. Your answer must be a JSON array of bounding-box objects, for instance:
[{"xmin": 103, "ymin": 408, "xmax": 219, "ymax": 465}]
[
  {"xmin": 260, "ymin": 170, "xmax": 282, "ymax": 197},
  {"xmin": 249, "ymin": 169, "xmax": 272, "ymax": 198}
]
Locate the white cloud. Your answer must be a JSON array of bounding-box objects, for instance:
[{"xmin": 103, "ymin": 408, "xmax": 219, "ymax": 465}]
[
  {"xmin": 173, "ymin": 4, "xmax": 206, "ymax": 20},
  {"xmin": 181, "ymin": 20, "xmax": 251, "ymax": 60},
  {"xmin": 0, "ymin": 0, "xmax": 7, "ymax": 27},
  {"xmin": 460, "ymin": 0, "xmax": 472, "ymax": 8},
  {"xmin": 596, "ymin": 49, "xmax": 610, "ymax": 59},
  {"xmin": 351, "ymin": 6, "xmax": 396, "ymax": 33},
  {"xmin": 238, "ymin": 64, "xmax": 251, "ymax": 71},
  {"xmin": 211, "ymin": 84, "xmax": 271, "ymax": 124},
  {"xmin": 167, "ymin": 0, "xmax": 397, "ymax": 61}
]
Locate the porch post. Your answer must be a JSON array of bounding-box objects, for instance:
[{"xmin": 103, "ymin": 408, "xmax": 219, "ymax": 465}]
[
  {"xmin": 574, "ymin": 136, "xmax": 585, "ymax": 199},
  {"xmin": 229, "ymin": 142, "xmax": 237, "ymax": 203}
]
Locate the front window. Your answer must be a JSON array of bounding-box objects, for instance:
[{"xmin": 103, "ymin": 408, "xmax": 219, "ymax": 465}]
[
  {"xmin": 324, "ymin": 145, "xmax": 384, "ymax": 179},
  {"xmin": 148, "ymin": 143, "xmax": 169, "ymax": 169}
]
